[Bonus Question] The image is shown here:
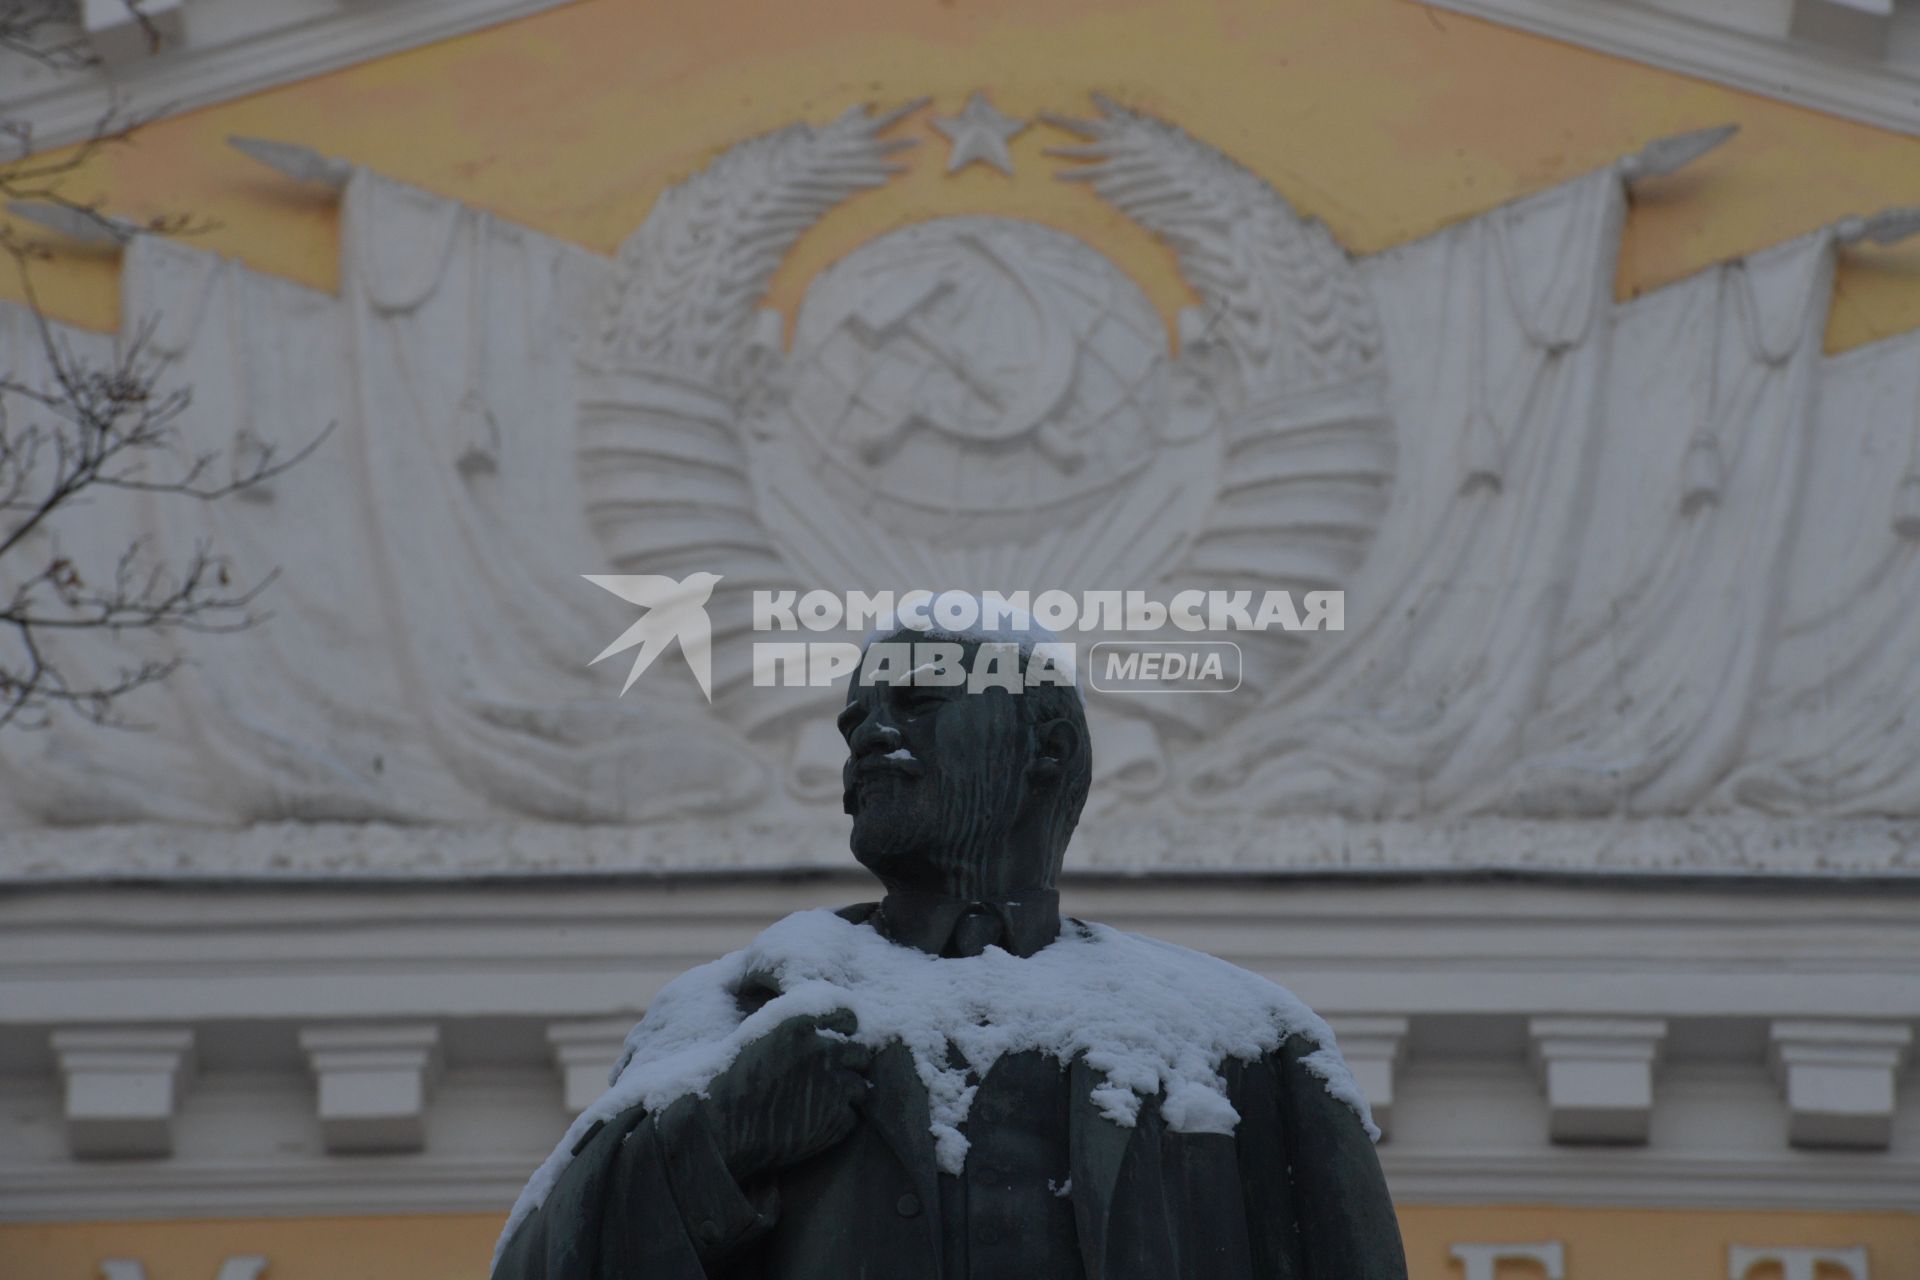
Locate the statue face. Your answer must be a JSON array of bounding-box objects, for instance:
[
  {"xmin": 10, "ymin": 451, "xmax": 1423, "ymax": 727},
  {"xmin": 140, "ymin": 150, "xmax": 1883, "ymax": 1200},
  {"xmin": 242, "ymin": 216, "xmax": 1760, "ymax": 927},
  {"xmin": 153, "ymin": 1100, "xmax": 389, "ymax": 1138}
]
[{"xmin": 838, "ymin": 634, "xmax": 1036, "ymax": 897}]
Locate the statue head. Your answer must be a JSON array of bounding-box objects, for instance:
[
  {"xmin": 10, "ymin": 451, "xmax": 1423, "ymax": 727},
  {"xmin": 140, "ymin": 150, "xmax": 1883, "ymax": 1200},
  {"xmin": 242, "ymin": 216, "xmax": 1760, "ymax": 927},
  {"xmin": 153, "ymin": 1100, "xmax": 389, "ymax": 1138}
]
[{"xmin": 839, "ymin": 619, "xmax": 1091, "ymax": 900}]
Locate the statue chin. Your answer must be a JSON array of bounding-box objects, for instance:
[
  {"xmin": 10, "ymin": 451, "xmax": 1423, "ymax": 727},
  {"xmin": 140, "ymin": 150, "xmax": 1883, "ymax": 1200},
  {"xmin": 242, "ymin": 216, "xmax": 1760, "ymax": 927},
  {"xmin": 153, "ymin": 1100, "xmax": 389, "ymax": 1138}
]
[
  {"xmin": 848, "ymin": 815, "xmax": 928, "ymax": 882},
  {"xmin": 847, "ymin": 773, "xmax": 940, "ymax": 878},
  {"xmin": 844, "ymin": 751, "xmax": 1045, "ymax": 894}
]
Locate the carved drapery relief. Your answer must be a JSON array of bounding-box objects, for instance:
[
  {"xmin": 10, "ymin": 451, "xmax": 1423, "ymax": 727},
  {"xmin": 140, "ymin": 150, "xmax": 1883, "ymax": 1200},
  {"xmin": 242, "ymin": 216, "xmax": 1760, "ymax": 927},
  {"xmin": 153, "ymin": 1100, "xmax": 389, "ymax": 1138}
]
[
  {"xmin": 1186, "ymin": 169, "xmax": 1623, "ymax": 817},
  {"xmin": 5, "ymin": 99, "xmax": 1920, "ymax": 874}
]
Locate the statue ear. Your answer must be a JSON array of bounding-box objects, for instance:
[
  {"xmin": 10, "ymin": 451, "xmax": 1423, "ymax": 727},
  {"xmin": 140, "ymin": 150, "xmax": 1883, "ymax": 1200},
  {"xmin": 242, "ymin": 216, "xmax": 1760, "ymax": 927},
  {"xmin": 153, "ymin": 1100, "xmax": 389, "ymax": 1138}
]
[{"xmin": 1029, "ymin": 716, "xmax": 1081, "ymax": 786}]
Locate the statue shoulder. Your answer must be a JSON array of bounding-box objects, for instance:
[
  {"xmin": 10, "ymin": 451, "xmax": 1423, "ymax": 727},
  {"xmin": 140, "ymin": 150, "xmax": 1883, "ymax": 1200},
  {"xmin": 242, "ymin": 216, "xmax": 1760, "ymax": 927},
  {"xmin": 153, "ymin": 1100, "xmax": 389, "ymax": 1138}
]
[
  {"xmin": 1265, "ymin": 1031, "xmax": 1383, "ymax": 1146},
  {"xmin": 733, "ymin": 905, "xmax": 879, "ymax": 1017},
  {"xmin": 1272, "ymin": 1031, "xmax": 1323, "ymax": 1071}
]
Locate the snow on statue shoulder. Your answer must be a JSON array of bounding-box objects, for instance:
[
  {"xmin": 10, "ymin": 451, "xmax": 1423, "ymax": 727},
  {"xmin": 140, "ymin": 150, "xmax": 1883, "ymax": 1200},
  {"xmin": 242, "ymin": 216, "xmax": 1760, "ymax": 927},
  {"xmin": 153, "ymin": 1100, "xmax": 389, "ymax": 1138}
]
[{"xmin": 500, "ymin": 908, "xmax": 1376, "ymax": 1249}]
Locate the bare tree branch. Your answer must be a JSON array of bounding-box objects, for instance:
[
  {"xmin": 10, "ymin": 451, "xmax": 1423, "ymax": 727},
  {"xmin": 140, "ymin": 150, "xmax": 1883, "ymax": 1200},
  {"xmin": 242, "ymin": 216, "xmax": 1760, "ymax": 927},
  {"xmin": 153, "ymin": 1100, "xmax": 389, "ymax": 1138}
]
[
  {"xmin": 0, "ymin": 2, "xmax": 93, "ymax": 71},
  {"xmin": 0, "ymin": 4, "xmax": 328, "ymax": 730}
]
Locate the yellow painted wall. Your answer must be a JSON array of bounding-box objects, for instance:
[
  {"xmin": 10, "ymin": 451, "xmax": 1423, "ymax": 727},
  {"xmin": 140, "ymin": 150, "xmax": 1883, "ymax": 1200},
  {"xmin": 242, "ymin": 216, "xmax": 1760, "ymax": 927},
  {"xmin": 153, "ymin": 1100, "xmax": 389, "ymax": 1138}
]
[
  {"xmin": 5, "ymin": 0, "xmax": 1920, "ymax": 351},
  {"xmin": 2, "ymin": 1205, "xmax": 1916, "ymax": 1279}
]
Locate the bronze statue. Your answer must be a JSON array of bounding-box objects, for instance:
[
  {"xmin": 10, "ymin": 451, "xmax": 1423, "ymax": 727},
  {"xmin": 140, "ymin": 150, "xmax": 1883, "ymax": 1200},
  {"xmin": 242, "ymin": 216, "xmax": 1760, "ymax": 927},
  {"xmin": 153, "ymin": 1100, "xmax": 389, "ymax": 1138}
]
[{"xmin": 494, "ymin": 625, "xmax": 1407, "ymax": 1279}]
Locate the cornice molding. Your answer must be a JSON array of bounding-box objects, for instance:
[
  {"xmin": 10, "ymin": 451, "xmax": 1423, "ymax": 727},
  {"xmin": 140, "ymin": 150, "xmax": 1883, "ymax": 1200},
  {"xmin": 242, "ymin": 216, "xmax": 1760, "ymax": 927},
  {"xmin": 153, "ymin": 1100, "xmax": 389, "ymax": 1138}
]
[
  {"xmin": 3, "ymin": 813, "xmax": 1917, "ymax": 883},
  {"xmin": 1, "ymin": 0, "xmax": 573, "ymax": 153},
  {"xmin": 7, "ymin": 878, "xmax": 1917, "ymax": 1024},
  {"xmin": 1416, "ymin": 0, "xmax": 1920, "ymax": 137}
]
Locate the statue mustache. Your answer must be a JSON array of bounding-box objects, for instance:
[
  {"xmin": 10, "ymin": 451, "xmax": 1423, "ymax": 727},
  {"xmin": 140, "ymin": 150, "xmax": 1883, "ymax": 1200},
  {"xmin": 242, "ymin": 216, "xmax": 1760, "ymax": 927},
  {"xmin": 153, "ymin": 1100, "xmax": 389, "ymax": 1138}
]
[
  {"xmin": 842, "ymin": 748, "xmax": 925, "ymax": 815},
  {"xmin": 852, "ymin": 751, "xmax": 925, "ymax": 779}
]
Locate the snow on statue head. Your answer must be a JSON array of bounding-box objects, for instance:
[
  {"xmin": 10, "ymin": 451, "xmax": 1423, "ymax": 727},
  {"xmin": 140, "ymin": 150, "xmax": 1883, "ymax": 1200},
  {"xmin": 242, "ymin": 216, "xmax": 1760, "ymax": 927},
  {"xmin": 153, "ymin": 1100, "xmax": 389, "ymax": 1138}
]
[{"xmin": 840, "ymin": 592, "xmax": 1091, "ymax": 900}]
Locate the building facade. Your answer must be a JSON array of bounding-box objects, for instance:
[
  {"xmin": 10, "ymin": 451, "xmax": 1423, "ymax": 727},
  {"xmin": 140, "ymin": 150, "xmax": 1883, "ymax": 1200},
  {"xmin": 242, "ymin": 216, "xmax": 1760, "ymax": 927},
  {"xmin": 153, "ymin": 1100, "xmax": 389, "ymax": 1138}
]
[{"xmin": 2, "ymin": 1, "xmax": 1919, "ymax": 1277}]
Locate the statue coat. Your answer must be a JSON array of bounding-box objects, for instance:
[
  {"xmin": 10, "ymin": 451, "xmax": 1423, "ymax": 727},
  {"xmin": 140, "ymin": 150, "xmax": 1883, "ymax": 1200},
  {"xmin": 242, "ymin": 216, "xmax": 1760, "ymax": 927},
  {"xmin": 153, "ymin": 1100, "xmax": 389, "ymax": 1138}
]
[{"xmin": 493, "ymin": 998, "xmax": 1407, "ymax": 1280}]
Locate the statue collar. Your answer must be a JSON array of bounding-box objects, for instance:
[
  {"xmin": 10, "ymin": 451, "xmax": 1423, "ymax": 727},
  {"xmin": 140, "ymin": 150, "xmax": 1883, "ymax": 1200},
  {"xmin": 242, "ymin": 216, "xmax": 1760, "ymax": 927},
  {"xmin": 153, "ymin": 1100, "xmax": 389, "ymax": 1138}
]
[{"xmin": 872, "ymin": 887, "xmax": 1061, "ymax": 959}]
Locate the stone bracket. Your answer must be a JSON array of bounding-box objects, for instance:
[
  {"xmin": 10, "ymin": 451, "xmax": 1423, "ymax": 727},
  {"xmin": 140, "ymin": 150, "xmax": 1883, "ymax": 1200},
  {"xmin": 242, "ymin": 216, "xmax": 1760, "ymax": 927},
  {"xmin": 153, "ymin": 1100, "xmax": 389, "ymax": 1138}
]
[
  {"xmin": 299, "ymin": 1023, "xmax": 442, "ymax": 1154},
  {"xmin": 1529, "ymin": 1017, "xmax": 1666, "ymax": 1144},
  {"xmin": 51, "ymin": 1026, "xmax": 195, "ymax": 1159},
  {"xmin": 1769, "ymin": 1019, "xmax": 1912, "ymax": 1150},
  {"xmin": 546, "ymin": 1017, "xmax": 636, "ymax": 1114}
]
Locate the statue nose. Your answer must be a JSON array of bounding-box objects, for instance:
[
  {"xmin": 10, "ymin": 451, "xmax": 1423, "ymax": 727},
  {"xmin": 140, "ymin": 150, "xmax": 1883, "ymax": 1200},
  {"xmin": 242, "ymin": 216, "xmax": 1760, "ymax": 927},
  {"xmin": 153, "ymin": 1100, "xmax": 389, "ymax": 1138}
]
[{"xmin": 851, "ymin": 717, "xmax": 903, "ymax": 755}]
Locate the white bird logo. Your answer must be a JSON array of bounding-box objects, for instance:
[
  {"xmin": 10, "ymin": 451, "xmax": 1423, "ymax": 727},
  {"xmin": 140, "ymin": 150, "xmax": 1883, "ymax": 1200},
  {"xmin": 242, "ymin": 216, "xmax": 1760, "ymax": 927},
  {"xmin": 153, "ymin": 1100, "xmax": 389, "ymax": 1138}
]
[{"xmin": 583, "ymin": 572, "xmax": 723, "ymax": 700}]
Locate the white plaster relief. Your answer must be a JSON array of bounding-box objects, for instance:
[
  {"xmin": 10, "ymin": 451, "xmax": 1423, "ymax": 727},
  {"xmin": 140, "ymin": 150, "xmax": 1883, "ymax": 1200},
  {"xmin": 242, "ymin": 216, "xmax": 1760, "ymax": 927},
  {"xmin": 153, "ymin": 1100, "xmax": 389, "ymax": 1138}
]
[
  {"xmin": 931, "ymin": 92, "xmax": 1028, "ymax": 174},
  {"xmin": 1185, "ymin": 166, "xmax": 1624, "ymax": 817},
  {"xmin": 2, "ymin": 104, "xmax": 1920, "ymax": 879}
]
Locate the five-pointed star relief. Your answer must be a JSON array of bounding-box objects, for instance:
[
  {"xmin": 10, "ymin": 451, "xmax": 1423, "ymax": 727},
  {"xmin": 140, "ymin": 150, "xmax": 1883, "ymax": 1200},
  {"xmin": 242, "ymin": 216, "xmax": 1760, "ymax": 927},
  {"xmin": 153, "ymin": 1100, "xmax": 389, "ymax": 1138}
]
[{"xmin": 932, "ymin": 92, "xmax": 1028, "ymax": 175}]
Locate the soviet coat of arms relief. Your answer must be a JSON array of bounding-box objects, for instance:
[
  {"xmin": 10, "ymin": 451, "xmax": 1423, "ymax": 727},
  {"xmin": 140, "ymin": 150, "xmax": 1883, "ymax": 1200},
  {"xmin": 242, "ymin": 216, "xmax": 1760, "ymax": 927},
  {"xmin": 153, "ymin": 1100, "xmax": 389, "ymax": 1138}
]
[
  {"xmin": 7, "ymin": 91, "xmax": 1917, "ymax": 880},
  {"xmin": 576, "ymin": 96, "xmax": 1395, "ymax": 820}
]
